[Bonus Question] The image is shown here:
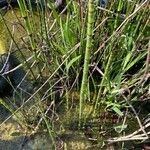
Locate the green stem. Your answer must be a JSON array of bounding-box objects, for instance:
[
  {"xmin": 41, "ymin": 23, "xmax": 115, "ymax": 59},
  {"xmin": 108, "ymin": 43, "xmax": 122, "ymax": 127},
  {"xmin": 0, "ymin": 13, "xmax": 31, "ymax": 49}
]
[
  {"xmin": 79, "ymin": 0, "xmax": 95, "ymax": 126},
  {"xmin": 94, "ymin": 52, "xmax": 113, "ymax": 113}
]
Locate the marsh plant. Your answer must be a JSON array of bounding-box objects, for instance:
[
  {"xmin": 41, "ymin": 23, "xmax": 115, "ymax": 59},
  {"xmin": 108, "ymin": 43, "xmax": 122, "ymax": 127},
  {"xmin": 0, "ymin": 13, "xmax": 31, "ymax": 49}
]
[{"xmin": 0, "ymin": 0, "xmax": 149, "ymax": 148}]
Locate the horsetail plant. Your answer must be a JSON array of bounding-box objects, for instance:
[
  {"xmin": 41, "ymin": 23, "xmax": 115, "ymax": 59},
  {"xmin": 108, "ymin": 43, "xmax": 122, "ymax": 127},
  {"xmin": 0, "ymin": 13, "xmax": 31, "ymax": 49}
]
[
  {"xmin": 79, "ymin": 0, "xmax": 95, "ymax": 126},
  {"xmin": 17, "ymin": 0, "xmax": 36, "ymax": 50}
]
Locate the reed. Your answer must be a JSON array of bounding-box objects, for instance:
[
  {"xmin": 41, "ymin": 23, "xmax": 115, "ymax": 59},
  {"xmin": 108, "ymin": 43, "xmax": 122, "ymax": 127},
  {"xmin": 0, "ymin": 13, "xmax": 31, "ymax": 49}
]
[{"xmin": 0, "ymin": 0, "xmax": 149, "ymax": 148}]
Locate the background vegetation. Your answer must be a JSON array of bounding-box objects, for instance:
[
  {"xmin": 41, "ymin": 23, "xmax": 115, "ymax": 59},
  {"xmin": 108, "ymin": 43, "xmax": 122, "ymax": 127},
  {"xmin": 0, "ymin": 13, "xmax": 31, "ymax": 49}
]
[{"xmin": 0, "ymin": 0, "xmax": 149, "ymax": 149}]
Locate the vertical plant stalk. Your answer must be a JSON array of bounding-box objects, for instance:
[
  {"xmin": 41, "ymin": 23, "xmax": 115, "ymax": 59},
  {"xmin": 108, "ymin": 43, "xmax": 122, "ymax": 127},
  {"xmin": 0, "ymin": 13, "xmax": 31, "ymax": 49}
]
[
  {"xmin": 79, "ymin": 0, "xmax": 95, "ymax": 125},
  {"xmin": 17, "ymin": 0, "xmax": 36, "ymax": 50},
  {"xmin": 78, "ymin": 0, "xmax": 83, "ymax": 26},
  {"xmin": 94, "ymin": 51, "xmax": 113, "ymax": 112}
]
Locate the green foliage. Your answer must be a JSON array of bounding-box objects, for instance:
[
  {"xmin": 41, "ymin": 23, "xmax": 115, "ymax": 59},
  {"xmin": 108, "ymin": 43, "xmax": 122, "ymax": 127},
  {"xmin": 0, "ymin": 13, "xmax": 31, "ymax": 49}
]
[{"xmin": 0, "ymin": 0, "xmax": 149, "ymax": 147}]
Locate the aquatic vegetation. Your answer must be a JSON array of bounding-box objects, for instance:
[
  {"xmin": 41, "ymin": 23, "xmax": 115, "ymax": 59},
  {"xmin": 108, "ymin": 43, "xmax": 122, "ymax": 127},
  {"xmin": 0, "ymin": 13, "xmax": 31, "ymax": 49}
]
[{"xmin": 0, "ymin": 0, "xmax": 149, "ymax": 149}]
